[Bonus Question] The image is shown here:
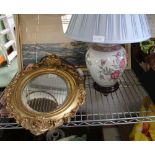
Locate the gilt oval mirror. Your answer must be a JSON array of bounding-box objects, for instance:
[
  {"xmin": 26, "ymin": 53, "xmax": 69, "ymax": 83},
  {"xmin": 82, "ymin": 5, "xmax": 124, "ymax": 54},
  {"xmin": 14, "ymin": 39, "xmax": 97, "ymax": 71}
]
[
  {"xmin": 5, "ymin": 54, "xmax": 85, "ymax": 135},
  {"xmin": 22, "ymin": 73, "xmax": 68, "ymax": 113}
]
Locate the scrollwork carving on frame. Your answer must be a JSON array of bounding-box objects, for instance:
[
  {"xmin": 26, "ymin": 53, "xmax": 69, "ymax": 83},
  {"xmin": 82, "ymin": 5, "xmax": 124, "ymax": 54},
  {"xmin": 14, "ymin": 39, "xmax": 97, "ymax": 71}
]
[{"xmin": 4, "ymin": 54, "xmax": 86, "ymax": 135}]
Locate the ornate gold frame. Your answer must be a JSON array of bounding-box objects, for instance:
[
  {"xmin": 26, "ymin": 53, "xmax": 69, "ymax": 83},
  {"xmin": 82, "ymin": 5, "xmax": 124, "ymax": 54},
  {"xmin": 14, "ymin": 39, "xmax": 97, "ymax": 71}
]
[{"xmin": 4, "ymin": 54, "xmax": 85, "ymax": 135}]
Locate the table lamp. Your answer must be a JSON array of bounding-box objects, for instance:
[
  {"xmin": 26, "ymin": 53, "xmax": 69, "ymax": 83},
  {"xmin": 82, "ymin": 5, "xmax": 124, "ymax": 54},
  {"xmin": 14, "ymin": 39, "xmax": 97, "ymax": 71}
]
[{"xmin": 66, "ymin": 14, "xmax": 151, "ymax": 94}]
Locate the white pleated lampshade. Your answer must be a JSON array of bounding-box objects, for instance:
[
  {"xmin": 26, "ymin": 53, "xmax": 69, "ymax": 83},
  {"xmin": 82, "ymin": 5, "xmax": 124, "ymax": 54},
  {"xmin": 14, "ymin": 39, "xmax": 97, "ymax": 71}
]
[{"xmin": 66, "ymin": 14, "xmax": 151, "ymax": 44}]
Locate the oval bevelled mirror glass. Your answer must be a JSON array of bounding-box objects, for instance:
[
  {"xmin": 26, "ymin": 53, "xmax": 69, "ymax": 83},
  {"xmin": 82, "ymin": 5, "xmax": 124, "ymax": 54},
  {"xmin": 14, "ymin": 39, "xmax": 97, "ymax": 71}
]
[{"xmin": 22, "ymin": 73, "xmax": 68, "ymax": 113}]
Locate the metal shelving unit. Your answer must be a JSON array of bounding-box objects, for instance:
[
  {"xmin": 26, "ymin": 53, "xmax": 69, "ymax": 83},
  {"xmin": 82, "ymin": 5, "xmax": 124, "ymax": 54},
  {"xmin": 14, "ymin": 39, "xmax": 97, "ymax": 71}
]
[
  {"xmin": 64, "ymin": 69, "xmax": 155, "ymax": 127},
  {"xmin": 0, "ymin": 70, "xmax": 155, "ymax": 129}
]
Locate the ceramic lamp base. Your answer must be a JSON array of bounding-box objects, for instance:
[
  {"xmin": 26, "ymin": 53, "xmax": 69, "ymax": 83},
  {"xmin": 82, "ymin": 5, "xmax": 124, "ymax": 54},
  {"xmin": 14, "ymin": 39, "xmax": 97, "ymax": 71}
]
[
  {"xmin": 86, "ymin": 44, "xmax": 127, "ymax": 95},
  {"xmin": 94, "ymin": 82, "xmax": 119, "ymax": 95}
]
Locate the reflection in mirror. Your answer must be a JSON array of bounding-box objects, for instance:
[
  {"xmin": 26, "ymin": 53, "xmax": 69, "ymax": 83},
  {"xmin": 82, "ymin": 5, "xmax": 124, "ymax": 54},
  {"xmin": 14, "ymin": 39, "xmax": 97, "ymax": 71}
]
[{"xmin": 22, "ymin": 73, "xmax": 68, "ymax": 112}]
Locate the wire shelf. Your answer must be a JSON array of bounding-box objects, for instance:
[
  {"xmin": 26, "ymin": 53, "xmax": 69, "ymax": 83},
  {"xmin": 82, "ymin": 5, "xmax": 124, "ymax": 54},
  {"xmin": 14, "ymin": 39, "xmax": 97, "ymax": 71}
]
[
  {"xmin": 63, "ymin": 69, "xmax": 155, "ymax": 127},
  {"xmin": 0, "ymin": 70, "xmax": 155, "ymax": 130}
]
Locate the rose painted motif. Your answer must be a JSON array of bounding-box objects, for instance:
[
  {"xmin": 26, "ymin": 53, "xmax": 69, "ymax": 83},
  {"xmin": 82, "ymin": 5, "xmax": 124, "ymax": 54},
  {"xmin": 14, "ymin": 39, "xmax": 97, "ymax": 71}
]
[
  {"xmin": 111, "ymin": 70, "xmax": 120, "ymax": 79},
  {"xmin": 115, "ymin": 52, "xmax": 121, "ymax": 59}
]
